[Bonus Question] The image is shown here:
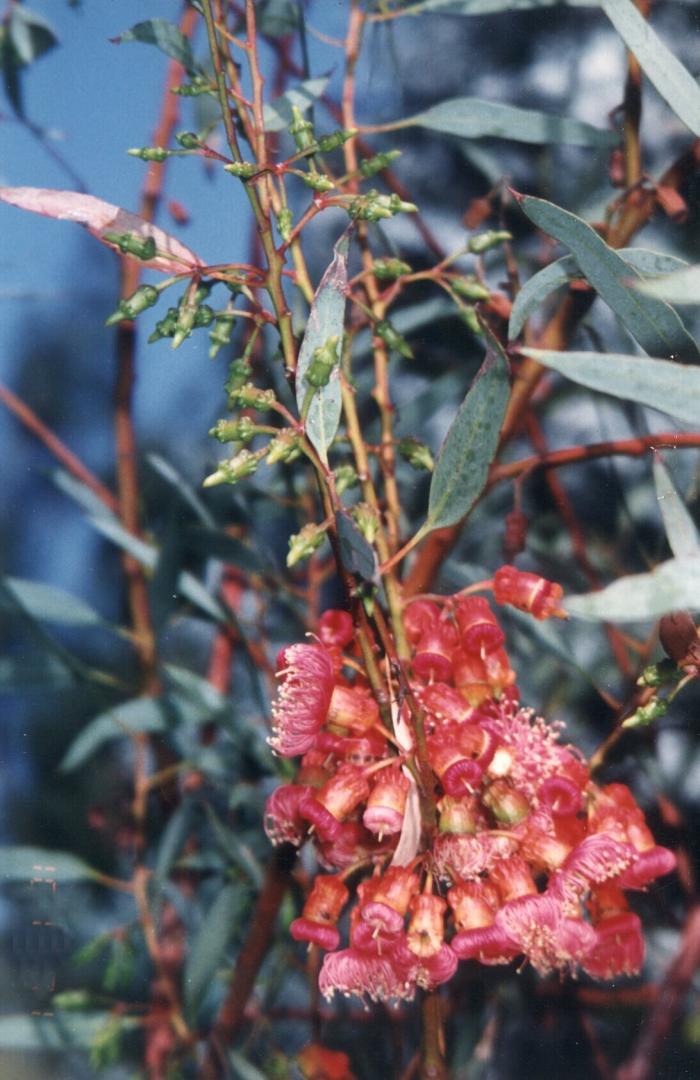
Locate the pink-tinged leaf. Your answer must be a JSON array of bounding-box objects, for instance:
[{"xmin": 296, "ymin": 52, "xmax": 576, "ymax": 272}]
[{"xmin": 0, "ymin": 187, "xmax": 204, "ymax": 274}]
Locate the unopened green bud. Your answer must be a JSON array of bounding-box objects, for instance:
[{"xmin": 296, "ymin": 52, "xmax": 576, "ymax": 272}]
[
  {"xmin": 52, "ymin": 990, "xmax": 95, "ymax": 1011},
  {"xmin": 105, "ymin": 284, "xmax": 159, "ymax": 326},
  {"xmin": 351, "ymin": 502, "xmax": 380, "ymax": 544},
  {"xmin": 305, "ymin": 336, "xmax": 339, "ymax": 388},
  {"xmin": 637, "ymin": 659, "xmax": 679, "ymax": 688},
  {"xmin": 468, "ymin": 230, "xmax": 512, "ymax": 254},
  {"xmin": 172, "ymin": 78, "xmax": 213, "ymax": 97},
  {"xmin": 451, "ymin": 276, "xmax": 491, "ymax": 301},
  {"xmin": 301, "ymin": 172, "xmax": 335, "ymax": 193},
  {"xmin": 209, "ymin": 416, "xmax": 257, "ymax": 445},
  {"xmin": 176, "ymin": 131, "xmax": 200, "ymax": 149},
  {"xmin": 458, "ymin": 306, "xmax": 482, "ymax": 335},
  {"xmin": 290, "ymin": 105, "xmax": 314, "ymax": 150},
  {"xmin": 316, "ymin": 128, "xmax": 356, "ymax": 153},
  {"xmin": 224, "ymin": 161, "xmax": 257, "ymax": 179},
  {"xmin": 102, "ymin": 232, "xmax": 157, "ymax": 261},
  {"xmin": 203, "ymin": 447, "xmax": 267, "ymax": 487},
  {"xmin": 148, "ymin": 306, "xmax": 178, "ymax": 342},
  {"xmin": 231, "ymin": 382, "xmax": 277, "ymax": 410},
  {"xmin": 388, "ymin": 193, "xmax": 417, "ymax": 214},
  {"xmin": 225, "ymin": 358, "xmax": 252, "ymax": 397},
  {"xmin": 372, "ymin": 257, "xmax": 412, "ymax": 281},
  {"xmin": 127, "ymin": 146, "xmax": 170, "ymax": 162},
  {"xmin": 276, "ymin": 207, "xmax": 293, "ymax": 242},
  {"xmin": 359, "ymin": 150, "xmax": 401, "ymax": 178},
  {"xmin": 194, "ymin": 303, "xmax": 215, "ymax": 328},
  {"xmin": 375, "ymin": 320, "xmax": 413, "ymax": 359},
  {"xmin": 622, "ymin": 698, "xmax": 669, "ymax": 729},
  {"xmin": 398, "ymin": 437, "xmax": 434, "ymax": 472},
  {"xmin": 267, "ymin": 429, "xmax": 301, "ymax": 464},
  {"xmin": 334, "ymin": 463, "xmax": 359, "ymax": 495},
  {"xmin": 172, "ymin": 304, "xmax": 197, "ymax": 350},
  {"xmin": 287, "ymin": 522, "xmax": 327, "ymax": 567},
  {"xmin": 209, "ymin": 314, "xmax": 236, "ymax": 359}
]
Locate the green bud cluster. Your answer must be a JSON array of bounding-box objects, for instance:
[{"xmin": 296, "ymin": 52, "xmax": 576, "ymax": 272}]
[
  {"xmin": 229, "ymin": 382, "xmax": 277, "ymax": 410},
  {"xmin": 359, "ymin": 150, "xmax": 401, "ymax": 178},
  {"xmin": 148, "ymin": 307, "xmax": 179, "ymax": 343},
  {"xmin": 127, "ymin": 146, "xmax": 171, "ymax": 162},
  {"xmin": 175, "ymin": 131, "xmax": 200, "ymax": 149},
  {"xmin": 372, "ymin": 257, "xmax": 412, "ymax": 281},
  {"xmin": 351, "ymin": 502, "xmax": 380, "ymax": 544},
  {"xmin": 102, "ymin": 231, "xmax": 157, "ymax": 261},
  {"xmin": 203, "ymin": 447, "xmax": 268, "ymax": 488},
  {"xmin": 316, "ymin": 128, "xmax": 356, "ymax": 153},
  {"xmin": 468, "ymin": 230, "xmax": 512, "ymax": 254},
  {"xmin": 105, "ymin": 284, "xmax": 159, "ymax": 326},
  {"xmin": 276, "ymin": 207, "xmax": 293, "ymax": 242},
  {"xmin": 171, "ymin": 77, "xmax": 213, "ymax": 97},
  {"xmin": 375, "ymin": 320, "xmax": 413, "ymax": 359},
  {"xmin": 450, "ymin": 275, "xmax": 491, "ymax": 301},
  {"xmin": 290, "ymin": 106, "xmax": 315, "ymax": 151},
  {"xmin": 458, "ymin": 306, "xmax": 482, "ymax": 335},
  {"xmin": 224, "ymin": 161, "xmax": 258, "ymax": 179},
  {"xmin": 334, "ymin": 463, "xmax": 359, "ymax": 495},
  {"xmin": 225, "ymin": 357, "xmax": 253, "ymax": 400},
  {"xmin": 398, "ymin": 437, "xmax": 434, "ymax": 472},
  {"xmin": 637, "ymin": 659, "xmax": 680, "ymax": 688},
  {"xmin": 622, "ymin": 697, "xmax": 669, "ymax": 729},
  {"xmin": 305, "ymin": 336, "xmax": 339, "ymax": 388},
  {"xmin": 349, "ymin": 190, "xmax": 417, "ymax": 223},
  {"xmin": 300, "ymin": 172, "xmax": 335, "ymax": 193},
  {"xmin": 209, "ymin": 313, "xmax": 236, "ymax": 359},
  {"xmin": 209, "ymin": 416, "xmax": 257, "ymax": 445},
  {"xmin": 287, "ymin": 522, "xmax": 328, "ymax": 568},
  {"xmin": 267, "ymin": 429, "xmax": 302, "ymax": 465}
]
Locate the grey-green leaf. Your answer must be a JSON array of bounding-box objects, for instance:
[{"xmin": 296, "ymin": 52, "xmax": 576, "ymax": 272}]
[
  {"xmin": 427, "ymin": 334, "xmax": 510, "ymax": 530},
  {"xmin": 184, "ymin": 884, "xmax": 246, "ymax": 1016},
  {"xmin": 407, "ymin": 0, "xmax": 594, "ymax": 12},
  {"xmin": 1, "ymin": 577, "xmax": 107, "ymax": 628},
  {"xmin": 336, "ymin": 511, "xmax": 380, "ymax": 584},
  {"xmin": 566, "ymin": 556, "xmax": 700, "ymax": 622},
  {"xmin": 8, "ymin": 5, "xmax": 58, "ymax": 66},
  {"xmin": 296, "ymin": 228, "xmax": 351, "ymax": 462},
  {"xmin": 401, "ymin": 96, "xmax": 615, "ymax": 147},
  {"xmin": 653, "ymin": 456, "xmax": 700, "ymax": 560},
  {"xmin": 521, "ymin": 347, "xmax": 700, "ymax": 427},
  {"xmin": 263, "ymin": 76, "xmax": 328, "ymax": 133},
  {"xmin": 59, "ymin": 697, "xmax": 169, "ymax": 773},
  {"xmin": 0, "ymin": 846, "xmax": 99, "ymax": 883},
  {"xmin": 635, "ymin": 265, "xmax": 700, "ymax": 305},
  {"xmin": 517, "ymin": 194, "xmax": 700, "ymax": 362},
  {"xmin": 601, "ymin": 0, "xmax": 700, "ymax": 138},
  {"xmin": 113, "ymin": 19, "xmax": 198, "ymax": 76},
  {"xmin": 0, "ymin": 1012, "xmax": 113, "ymax": 1050},
  {"xmin": 509, "ymin": 248, "xmax": 689, "ymax": 341}
]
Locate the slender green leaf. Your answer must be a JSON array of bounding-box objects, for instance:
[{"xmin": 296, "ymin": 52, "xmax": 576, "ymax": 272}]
[
  {"xmin": 204, "ymin": 804, "xmax": 264, "ymax": 889},
  {"xmin": 0, "ymin": 1012, "xmax": 114, "ymax": 1050},
  {"xmin": 1, "ymin": 576, "xmax": 107, "ymax": 628},
  {"xmin": 635, "ymin": 265, "xmax": 700, "ymax": 305},
  {"xmin": 184, "ymin": 884, "xmax": 247, "ymax": 1016},
  {"xmin": 164, "ymin": 664, "xmax": 229, "ymax": 714},
  {"xmin": 154, "ymin": 802, "xmax": 194, "ymax": 882},
  {"xmin": 263, "ymin": 76, "xmax": 328, "ymax": 132},
  {"xmin": 147, "ymin": 453, "xmax": 216, "ymax": 528},
  {"xmin": 59, "ymin": 697, "xmax": 169, "ymax": 773},
  {"xmin": 257, "ymin": 0, "xmax": 298, "ymax": 36},
  {"xmin": 229, "ymin": 1051, "xmax": 269, "ymax": 1080},
  {"xmin": 113, "ymin": 19, "xmax": 197, "ymax": 76},
  {"xmin": 0, "ymin": 655, "xmax": 73, "ymax": 690},
  {"xmin": 400, "ymin": 97, "xmax": 615, "ymax": 147},
  {"xmin": 517, "ymin": 194, "xmax": 700, "ymax": 362},
  {"xmin": 296, "ymin": 228, "xmax": 352, "ymax": 462},
  {"xmin": 509, "ymin": 248, "xmax": 689, "ymax": 340},
  {"xmin": 653, "ymin": 457, "xmax": 700, "ymax": 560},
  {"xmin": 8, "ymin": 5, "xmax": 57, "ymax": 65},
  {"xmin": 566, "ymin": 556, "xmax": 700, "ymax": 622},
  {"xmin": 521, "ymin": 348, "xmax": 700, "ymax": 427},
  {"xmin": 426, "ymin": 334, "xmax": 510, "ymax": 531},
  {"xmin": 601, "ymin": 0, "xmax": 700, "ymax": 138},
  {"xmin": 0, "ymin": 846, "xmax": 99, "ymax": 883},
  {"xmin": 185, "ymin": 526, "xmax": 266, "ymax": 573}
]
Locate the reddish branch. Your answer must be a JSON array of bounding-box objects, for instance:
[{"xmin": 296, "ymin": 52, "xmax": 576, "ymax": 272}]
[
  {"xmin": 0, "ymin": 380, "xmax": 119, "ymax": 513},
  {"xmin": 616, "ymin": 905, "xmax": 700, "ymax": 1080}
]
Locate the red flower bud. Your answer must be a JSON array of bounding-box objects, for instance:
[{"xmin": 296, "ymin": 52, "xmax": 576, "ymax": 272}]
[
  {"xmin": 493, "ymin": 565, "xmax": 565, "ymax": 620},
  {"xmin": 318, "ymin": 608, "xmax": 354, "ymax": 648},
  {"xmin": 454, "ymin": 596, "xmax": 504, "ymax": 654},
  {"xmin": 403, "ymin": 599, "xmax": 441, "ymax": 644}
]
